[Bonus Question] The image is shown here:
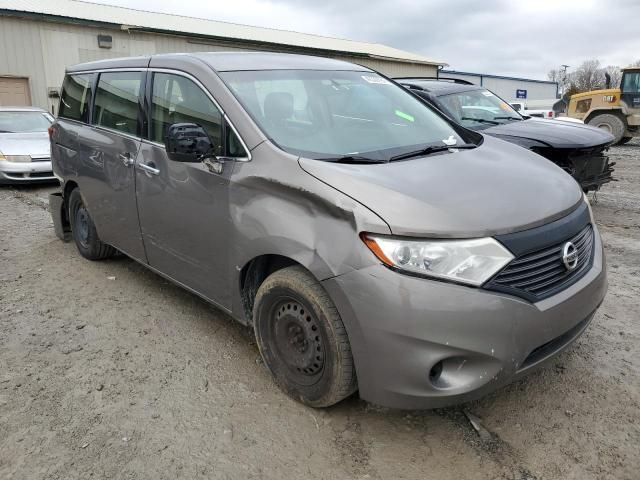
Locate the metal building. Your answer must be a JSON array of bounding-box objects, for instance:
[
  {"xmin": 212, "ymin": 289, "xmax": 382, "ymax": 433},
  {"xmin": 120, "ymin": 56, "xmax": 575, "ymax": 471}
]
[
  {"xmin": 0, "ymin": 0, "xmax": 444, "ymax": 113},
  {"xmin": 440, "ymin": 70, "xmax": 558, "ymax": 104}
]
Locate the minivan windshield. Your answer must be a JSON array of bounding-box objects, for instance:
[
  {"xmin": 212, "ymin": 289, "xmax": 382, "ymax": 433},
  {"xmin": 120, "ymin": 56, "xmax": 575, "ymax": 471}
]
[
  {"xmin": 437, "ymin": 89, "xmax": 523, "ymax": 129},
  {"xmin": 221, "ymin": 70, "xmax": 471, "ymax": 161},
  {"xmin": 0, "ymin": 111, "xmax": 53, "ymax": 133}
]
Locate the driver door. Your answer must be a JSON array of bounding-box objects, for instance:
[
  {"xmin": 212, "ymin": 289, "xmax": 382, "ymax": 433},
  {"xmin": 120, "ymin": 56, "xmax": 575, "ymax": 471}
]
[{"xmin": 135, "ymin": 71, "xmax": 238, "ymax": 308}]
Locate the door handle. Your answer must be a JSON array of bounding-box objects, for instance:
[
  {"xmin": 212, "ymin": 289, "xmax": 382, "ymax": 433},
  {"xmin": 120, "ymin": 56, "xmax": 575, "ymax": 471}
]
[
  {"xmin": 138, "ymin": 161, "xmax": 160, "ymax": 176},
  {"xmin": 119, "ymin": 152, "xmax": 134, "ymax": 167}
]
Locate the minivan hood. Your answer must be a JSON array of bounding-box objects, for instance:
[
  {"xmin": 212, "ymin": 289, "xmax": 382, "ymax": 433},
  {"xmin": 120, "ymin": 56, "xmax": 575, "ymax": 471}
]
[
  {"xmin": 299, "ymin": 136, "xmax": 583, "ymax": 238},
  {"xmin": 484, "ymin": 117, "xmax": 614, "ymax": 149},
  {"xmin": 0, "ymin": 132, "xmax": 50, "ymax": 157}
]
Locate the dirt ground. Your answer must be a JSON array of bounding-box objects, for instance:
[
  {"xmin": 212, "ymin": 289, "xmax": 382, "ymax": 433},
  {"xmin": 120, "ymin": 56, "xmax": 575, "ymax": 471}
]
[{"xmin": 1, "ymin": 140, "xmax": 638, "ymax": 480}]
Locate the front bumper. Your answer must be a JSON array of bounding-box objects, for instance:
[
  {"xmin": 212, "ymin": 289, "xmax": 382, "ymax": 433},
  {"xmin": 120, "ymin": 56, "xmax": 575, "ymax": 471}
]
[
  {"xmin": 0, "ymin": 159, "xmax": 57, "ymax": 183},
  {"xmin": 323, "ymin": 227, "xmax": 607, "ymax": 409}
]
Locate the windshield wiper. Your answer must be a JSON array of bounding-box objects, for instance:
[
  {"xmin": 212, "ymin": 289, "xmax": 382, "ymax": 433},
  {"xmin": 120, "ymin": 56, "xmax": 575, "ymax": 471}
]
[
  {"xmin": 493, "ymin": 116, "xmax": 522, "ymax": 121},
  {"xmin": 460, "ymin": 117, "xmax": 500, "ymax": 125},
  {"xmin": 321, "ymin": 155, "xmax": 388, "ymax": 164},
  {"xmin": 389, "ymin": 143, "xmax": 476, "ymax": 162}
]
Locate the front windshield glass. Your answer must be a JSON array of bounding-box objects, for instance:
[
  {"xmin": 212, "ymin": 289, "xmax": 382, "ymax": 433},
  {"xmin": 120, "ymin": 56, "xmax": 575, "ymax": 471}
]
[
  {"xmin": 221, "ymin": 70, "xmax": 468, "ymax": 161},
  {"xmin": 0, "ymin": 111, "xmax": 53, "ymax": 133},
  {"xmin": 437, "ymin": 90, "xmax": 522, "ymax": 129}
]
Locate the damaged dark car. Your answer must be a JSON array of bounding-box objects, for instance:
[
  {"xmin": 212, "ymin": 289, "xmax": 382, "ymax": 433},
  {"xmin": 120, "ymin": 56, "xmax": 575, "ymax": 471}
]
[{"xmin": 396, "ymin": 78, "xmax": 615, "ymax": 192}]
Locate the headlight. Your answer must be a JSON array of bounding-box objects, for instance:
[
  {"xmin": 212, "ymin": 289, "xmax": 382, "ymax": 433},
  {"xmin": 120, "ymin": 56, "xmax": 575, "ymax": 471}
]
[
  {"xmin": 4, "ymin": 155, "xmax": 32, "ymax": 163},
  {"xmin": 361, "ymin": 234, "xmax": 514, "ymax": 286}
]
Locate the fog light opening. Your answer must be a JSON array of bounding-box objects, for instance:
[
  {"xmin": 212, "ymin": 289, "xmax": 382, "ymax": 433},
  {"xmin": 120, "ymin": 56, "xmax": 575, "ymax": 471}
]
[{"xmin": 429, "ymin": 361, "xmax": 444, "ymax": 385}]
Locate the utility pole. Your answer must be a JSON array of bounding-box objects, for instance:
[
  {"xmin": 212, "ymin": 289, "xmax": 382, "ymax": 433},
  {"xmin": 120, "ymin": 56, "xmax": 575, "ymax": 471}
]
[{"xmin": 560, "ymin": 64, "xmax": 570, "ymax": 95}]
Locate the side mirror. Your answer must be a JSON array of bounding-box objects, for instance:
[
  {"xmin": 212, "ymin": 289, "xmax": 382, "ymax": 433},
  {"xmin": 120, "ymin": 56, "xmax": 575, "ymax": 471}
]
[{"xmin": 164, "ymin": 123, "xmax": 215, "ymax": 163}]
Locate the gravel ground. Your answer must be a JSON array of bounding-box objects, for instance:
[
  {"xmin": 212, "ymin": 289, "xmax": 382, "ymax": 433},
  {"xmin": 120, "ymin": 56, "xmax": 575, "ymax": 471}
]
[{"xmin": 1, "ymin": 140, "xmax": 638, "ymax": 480}]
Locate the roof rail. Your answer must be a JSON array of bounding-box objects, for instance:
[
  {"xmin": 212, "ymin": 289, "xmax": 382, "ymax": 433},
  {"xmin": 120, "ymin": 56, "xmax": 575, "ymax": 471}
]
[{"xmin": 394, "ymin": 76, "xmax": 475, "ymax": 85}]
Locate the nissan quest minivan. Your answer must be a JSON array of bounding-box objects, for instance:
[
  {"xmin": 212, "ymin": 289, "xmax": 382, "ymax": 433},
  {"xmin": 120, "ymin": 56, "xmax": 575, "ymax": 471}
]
[{"xmin": 49, "ymin": 53, "xmax": 607, "ymax": 409}]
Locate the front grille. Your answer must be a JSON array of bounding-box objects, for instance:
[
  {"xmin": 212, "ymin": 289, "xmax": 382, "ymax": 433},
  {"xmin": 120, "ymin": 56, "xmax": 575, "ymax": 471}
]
[
  {"xmin": 488, "ymin": 224, "xmax": 594, "ymax": 301},
  {"xmin": 29, "ymin": 171, "xmax": 55, "ymax": 178},
  {"xmin": 31, "ymin": 157, "xmax": 50, "ymax": 163}
]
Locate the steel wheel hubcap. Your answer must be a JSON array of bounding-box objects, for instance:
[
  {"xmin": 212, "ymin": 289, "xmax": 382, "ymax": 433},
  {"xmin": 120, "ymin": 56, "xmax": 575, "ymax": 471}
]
[
  {"xmin": 272, "ymin": 299, "xmax": 324, "ymax": 380},
  {"xmin": 75, "ymin": 208, "xmax": 90, "ymax": 247}
]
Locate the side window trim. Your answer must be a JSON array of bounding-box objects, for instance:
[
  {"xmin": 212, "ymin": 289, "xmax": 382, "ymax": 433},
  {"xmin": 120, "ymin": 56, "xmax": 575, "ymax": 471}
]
[{"xmin": 146, "ymin": 68, "xmax": 251, "ymax": 161}]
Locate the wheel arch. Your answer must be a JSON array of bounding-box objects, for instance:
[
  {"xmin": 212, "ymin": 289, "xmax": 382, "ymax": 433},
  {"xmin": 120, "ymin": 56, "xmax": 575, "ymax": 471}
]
[
  {"xmin": 584, "ymin": 107, "xmax": 627, "ymax": 125},
  {"xmin": 237, "ymin": 253, "xmax": 319, "ymax": 325}
]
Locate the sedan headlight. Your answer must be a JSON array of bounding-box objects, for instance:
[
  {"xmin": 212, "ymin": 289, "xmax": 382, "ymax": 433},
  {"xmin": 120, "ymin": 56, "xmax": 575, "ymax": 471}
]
[
  {"xmin": 361, "ymin": 234, "xmax": 514, "ymax": 286},
  {"xmin": 3, "ymin": 155, "xmax": 32, "ymax": 163}
]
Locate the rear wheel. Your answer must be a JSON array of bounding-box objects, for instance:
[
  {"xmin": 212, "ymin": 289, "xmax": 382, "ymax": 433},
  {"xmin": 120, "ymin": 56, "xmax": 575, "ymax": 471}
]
[
  {"xmin": 68, "ymin": 189, "xmax": 116, "ymax": 260},
  {"xmin": 253, "ymin": 266, "xmax": 357, "ymax": 407},
  {"xmin": 587, "ymin": 113, "xmax": 626, "ymax": 144},
  {"xmin": 619, "ymin": 136, "xmax": 633, "ymax": 145}
]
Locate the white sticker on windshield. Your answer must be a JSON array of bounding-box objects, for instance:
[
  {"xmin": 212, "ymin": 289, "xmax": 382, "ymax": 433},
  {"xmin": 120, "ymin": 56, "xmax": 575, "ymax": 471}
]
[
  {"xmin": 482, "ymin": 91, "xmax": 494, "ymax": 97},
  {"xmin": 362, "ymin": 75, "xmax": 391, "ymax": 85}
]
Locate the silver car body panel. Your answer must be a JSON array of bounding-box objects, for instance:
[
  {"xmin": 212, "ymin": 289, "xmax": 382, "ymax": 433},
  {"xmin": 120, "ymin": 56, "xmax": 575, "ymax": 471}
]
[{"xmin": 51, "ymin": 53, "xmax": 607, "ymax": 409}]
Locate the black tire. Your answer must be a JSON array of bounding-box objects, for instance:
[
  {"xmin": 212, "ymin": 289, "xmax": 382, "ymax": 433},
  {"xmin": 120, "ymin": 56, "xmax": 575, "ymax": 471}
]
[
  {"xmin": 619, "ymin": 136, "xmax": 633, "ymax": 145},
  {"xmin": 587, "ymin": 113, "xmax": 626, "ymax": 144},
  {"xmin": 253, "ymin": 266, "xmax": 357, "ymax": 407},
  {"xmin": 68, "ymin": 188, "xmax": 116, "ymax": 260}
]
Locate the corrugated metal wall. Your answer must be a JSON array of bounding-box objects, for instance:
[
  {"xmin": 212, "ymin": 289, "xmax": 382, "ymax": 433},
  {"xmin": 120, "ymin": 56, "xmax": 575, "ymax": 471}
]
[
  {"xmin": 0, "ymin": 16, "xmax": 437, "ymax": 112},
  {"xmin": 441, "ymin": 72, "xmax": 558, "ymax": 103}
]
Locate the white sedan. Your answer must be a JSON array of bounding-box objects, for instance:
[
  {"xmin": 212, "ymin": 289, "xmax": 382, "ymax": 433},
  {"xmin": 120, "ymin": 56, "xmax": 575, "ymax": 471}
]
[{"xmin": 0, "ymin": 106, "xmax": 56, "ymax": 184}]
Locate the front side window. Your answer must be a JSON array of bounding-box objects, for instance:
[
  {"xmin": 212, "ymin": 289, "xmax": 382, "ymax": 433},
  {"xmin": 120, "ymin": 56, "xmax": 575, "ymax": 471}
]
[
  {"xmin": 437, "ymin": 89, "xmax": 522, "ymax": 129},
  {"xmin": 59, "ymin": 74, "xmax": 94, "ymax": 122},
  {"xmin": 0, "ymin": 111, "xmax": 52, "ymax": 133},
  {"xmin": 93, "ymin": 72, "xmax": 143, "ymax": 135},
  {"xmin": 221, "ymin": 70, "xmax": 470, "ymax": 161},
  {"xmin": 150, "ymin": 73, "xmax": 224, "ymax": 153}
]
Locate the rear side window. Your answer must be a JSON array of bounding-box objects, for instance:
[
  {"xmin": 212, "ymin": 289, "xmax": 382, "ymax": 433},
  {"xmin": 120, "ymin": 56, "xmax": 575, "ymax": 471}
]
[
  {"xmin": 150, "ymin": 73, "xmax": 223, "ymax": 152},
  {"xmin": 93, "ymin": 72, "xmax": 143, "ymax": 135},
  {"xmin": 59, "ymin": 74, "xmax": 94, "ymax": 122}
]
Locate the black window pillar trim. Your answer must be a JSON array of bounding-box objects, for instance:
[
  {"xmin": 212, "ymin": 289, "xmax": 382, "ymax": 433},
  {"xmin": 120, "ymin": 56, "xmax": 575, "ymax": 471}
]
[
  {"xmin": 89, "ymin": 72, "xmax": 100, "ymax": 126},
  {"xmin": 141, "ymin": 70, "xmax": 152, "ymax": 141}
]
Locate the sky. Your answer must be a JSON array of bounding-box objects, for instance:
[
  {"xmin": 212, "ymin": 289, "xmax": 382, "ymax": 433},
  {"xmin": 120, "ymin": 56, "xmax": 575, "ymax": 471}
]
[{"xmin": 96, "ymin": 0, "xmax": 640, "ymax": 80}]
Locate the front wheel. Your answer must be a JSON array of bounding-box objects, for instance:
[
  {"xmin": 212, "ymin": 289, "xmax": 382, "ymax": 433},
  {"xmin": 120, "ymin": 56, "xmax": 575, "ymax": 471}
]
[
  {"xmin": 587, "ymin": 113, "xmax": 625, "ymax": 144},
  {"xmin": 619, "ymin": 136, "xmax": 633, "ymax": 145},
  {"xmin": 253, "ymin": 266, "xmax": 357, "ymax": 407},
  {"xmin": 68, "ymin": 189, "xmax": 116, "ymax": 260}
]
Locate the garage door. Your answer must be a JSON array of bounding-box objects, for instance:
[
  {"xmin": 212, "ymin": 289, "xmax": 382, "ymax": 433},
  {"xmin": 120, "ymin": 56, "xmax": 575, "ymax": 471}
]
[{"xmin": 0, "ymin": 77, "xmax": 31, "ymax": 106}]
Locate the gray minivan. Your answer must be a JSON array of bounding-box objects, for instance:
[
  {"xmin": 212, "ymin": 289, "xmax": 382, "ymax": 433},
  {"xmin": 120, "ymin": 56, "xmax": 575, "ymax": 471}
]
[{"xmin": 49, "ymin": 52, "xmax": 607, "ymax": 409}]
